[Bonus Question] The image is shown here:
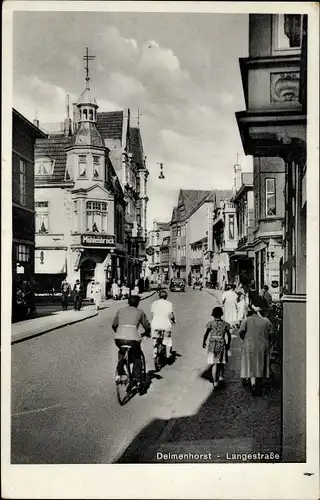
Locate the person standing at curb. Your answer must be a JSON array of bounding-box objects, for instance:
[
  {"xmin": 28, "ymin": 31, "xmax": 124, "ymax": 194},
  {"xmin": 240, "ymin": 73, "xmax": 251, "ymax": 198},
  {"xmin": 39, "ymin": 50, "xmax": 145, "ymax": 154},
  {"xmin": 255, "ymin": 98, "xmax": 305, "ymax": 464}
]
[
  {"xmin": 94, "ymin": 281, "xmax": 102, "ymax": 311},
  {"xmin": 73, "ymin": 279, "xmax": 83, "ymax": 311}
]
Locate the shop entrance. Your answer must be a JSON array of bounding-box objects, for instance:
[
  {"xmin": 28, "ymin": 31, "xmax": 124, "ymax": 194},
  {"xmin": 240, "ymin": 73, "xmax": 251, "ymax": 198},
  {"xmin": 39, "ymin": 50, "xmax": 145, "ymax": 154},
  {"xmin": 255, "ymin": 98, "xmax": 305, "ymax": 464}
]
[{"xmin": 80, "ymin": 259, "xmax": 96, "ymax": 297}]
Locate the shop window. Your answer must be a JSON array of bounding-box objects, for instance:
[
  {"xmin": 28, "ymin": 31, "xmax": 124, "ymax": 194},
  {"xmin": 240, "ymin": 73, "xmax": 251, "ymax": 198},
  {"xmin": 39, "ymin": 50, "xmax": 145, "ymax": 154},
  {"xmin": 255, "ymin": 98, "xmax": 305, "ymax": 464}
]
[
  {"xmin": 265, "ymin": 178, "xmax": 276, "ymax": 217},
  {"xmin": 86, "ymin": 201, "xmax": 107, "ymax": 232},
  {"xmin": 19, "ymin": 159, "xmax": 26, "ymax": 206},
  {"xmin": 78, "ymin": 155, "xmax": 87, "ymax": 178},
  {"xmin": 35, "ymin": 201, "xmax": 49, "ymax": 234}
]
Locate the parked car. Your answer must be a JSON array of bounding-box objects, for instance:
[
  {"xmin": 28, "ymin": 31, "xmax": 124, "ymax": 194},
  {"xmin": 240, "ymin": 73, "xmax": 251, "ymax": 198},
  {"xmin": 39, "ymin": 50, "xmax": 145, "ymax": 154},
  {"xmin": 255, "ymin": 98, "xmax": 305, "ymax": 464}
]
[{"xmin": 170, "ymin": 278, "xmax": 186, "ymax": 292}]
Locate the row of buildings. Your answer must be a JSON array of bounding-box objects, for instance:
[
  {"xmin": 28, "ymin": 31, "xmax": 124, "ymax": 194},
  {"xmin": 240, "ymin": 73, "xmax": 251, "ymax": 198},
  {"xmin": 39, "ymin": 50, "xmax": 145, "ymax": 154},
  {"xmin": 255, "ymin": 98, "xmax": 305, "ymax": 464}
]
[
  {"xmin": 12, "ymin": 55, "xmax": 149, "ymax": 316},
  {"xmin": 145, "ymin": 13, "xmax": 308, "ymax": 462}
]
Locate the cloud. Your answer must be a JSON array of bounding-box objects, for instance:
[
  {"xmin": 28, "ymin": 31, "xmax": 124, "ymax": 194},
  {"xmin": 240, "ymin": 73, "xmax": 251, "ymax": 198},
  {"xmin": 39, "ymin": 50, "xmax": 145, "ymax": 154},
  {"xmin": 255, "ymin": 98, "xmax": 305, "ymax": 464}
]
[{"xmin": 13, "ymin": 75, "xmax": 76, "ymax": 123}]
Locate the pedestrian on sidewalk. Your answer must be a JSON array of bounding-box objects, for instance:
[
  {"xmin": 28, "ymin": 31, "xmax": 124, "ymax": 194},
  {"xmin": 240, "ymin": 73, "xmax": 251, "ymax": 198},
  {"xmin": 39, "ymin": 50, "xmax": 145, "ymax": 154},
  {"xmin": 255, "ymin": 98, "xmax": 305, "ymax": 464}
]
[
  {"xmin": 93, "ymin": 281, "xmax": 102, "ymax": 310},
  {"xmin": 222, "ymin": 284, "xmax": 238, "ymax": 328},
  {"xmin": 236, "ymin": 290, "xmax": 249, "ymax": 326},
  {"xmin": 111, "ymin": 280, "xmax": 120, "ymax": 300},
  {"xmin": 202, "ymin": 306, "xmax": 231, "ymax": 389},
  {"xmin": 61, "ymin": 278, "xmax": 71, "ymax": 311},
  {"xmin": 73, "ymin": 279, "xmax": 83, "ymax": 311},
  {"xmin": 238, "ymin": 298, "xmax": 273, "ymax": 396}
]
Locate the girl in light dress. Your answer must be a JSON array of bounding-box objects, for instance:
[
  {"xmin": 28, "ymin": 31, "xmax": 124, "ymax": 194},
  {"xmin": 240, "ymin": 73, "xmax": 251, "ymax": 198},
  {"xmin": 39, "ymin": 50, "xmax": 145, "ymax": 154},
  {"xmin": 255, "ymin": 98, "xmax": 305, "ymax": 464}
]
[
  {"xmin": 202, "ymin": 306, "xmax": 231, "ymax": 389},
  {"xmin": 237, "ymin": 291, "xmax": 249, "ymax": 326}
]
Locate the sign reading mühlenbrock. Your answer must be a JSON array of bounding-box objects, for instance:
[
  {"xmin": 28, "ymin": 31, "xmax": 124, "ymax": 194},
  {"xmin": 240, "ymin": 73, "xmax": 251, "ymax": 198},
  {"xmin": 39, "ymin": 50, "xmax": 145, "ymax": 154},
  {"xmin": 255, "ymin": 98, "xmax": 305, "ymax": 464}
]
[{"xmin": 81, "ymin": 234, "xmax": 115, "ymax": 247}]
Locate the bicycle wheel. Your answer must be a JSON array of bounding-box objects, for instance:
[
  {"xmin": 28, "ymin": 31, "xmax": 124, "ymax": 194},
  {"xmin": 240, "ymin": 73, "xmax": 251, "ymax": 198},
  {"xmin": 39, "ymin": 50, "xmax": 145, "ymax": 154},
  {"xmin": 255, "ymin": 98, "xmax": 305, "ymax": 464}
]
[{"xmin": 115, "ymin": 360, "xmax": 131, "ymax": 406}]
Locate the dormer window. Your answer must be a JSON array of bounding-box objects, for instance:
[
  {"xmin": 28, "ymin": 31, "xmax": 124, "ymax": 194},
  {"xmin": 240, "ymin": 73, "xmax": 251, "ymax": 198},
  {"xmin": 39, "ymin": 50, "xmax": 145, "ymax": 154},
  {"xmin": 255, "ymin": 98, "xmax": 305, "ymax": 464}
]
[
  {"xmin": 78, "ymin": 155, "xmax": 87, "ymax": 178},
  {"xmin": 35, "ymin": 157, "xmax": 55, "ymax": 176}
]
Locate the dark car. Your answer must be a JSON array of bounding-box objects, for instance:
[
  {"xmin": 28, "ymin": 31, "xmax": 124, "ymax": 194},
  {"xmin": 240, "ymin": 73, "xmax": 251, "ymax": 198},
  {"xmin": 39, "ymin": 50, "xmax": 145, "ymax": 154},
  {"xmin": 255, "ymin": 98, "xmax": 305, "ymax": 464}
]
[{"xmin": 170, "ymin": 278, "xmax": 186, "ymax": 292}]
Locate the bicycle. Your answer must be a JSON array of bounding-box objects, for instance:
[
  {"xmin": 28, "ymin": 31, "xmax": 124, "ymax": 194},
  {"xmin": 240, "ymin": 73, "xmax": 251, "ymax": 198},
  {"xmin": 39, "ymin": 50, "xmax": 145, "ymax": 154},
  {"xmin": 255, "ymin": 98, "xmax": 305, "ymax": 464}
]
[
  {"xmin": 115, "ymin": 339, "xmax": 147, "ymax": 406},
  {"xmin": 153, "ymin": 330, "xmax": 167, "ymax": 372}
]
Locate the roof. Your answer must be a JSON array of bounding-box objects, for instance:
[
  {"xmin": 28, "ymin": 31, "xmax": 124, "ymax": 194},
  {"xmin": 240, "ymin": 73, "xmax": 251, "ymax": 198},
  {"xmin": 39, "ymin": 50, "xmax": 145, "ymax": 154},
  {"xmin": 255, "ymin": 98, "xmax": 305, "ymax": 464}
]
[
  {"xmin": 77, "ymin": 88, "xmax": 98, "ymax": 107},
  {"xmin": 171, "ymin": 189, "xmax": 234, "ymax": 223},
  {"xmin": 214, "ymin": 189, "xmax": 234, "ymax": 206},
  {"xmin": 13, "ymin": 108, "xmax": 47, "ymax": 139},
  {"xmin": 35, "ymin": 136, "xmax": 73, "ymax": 183},
  {"xmin": 97, "ymin": 111, "xmax": 123, "ymax": 141},
  {"xmin": 158, "ymin": 222, "xmax": 171, "ymax": 231},
  {"xmin": 130, "ymin": 127, "xmax": 145, "ymax": 168},
  {"xmin": 73, "ymin": 122, "xmax": 104, "ymax": 147}
]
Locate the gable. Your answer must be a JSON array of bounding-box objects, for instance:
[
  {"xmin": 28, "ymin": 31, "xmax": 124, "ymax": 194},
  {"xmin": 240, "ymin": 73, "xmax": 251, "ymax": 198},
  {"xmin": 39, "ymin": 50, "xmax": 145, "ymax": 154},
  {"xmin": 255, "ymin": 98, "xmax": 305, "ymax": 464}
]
[{"xmin": 73, "ymin": 183, "xmax": 114, "ymax": 200}]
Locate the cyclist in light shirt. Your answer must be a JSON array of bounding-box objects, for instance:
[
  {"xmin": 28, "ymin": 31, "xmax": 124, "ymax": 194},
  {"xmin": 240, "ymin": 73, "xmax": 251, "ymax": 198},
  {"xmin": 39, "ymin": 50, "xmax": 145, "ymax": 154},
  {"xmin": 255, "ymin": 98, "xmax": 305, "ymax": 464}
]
[{"xmin": 151, "ymin": 290, "xmax": 175, "ymax": 360}]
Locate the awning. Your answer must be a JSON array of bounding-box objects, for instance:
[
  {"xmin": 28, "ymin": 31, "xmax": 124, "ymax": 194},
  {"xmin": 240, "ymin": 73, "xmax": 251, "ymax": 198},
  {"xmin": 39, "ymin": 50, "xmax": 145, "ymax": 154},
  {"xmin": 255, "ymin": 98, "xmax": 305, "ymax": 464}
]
[{"xmin": 35, "ymin": 249, "xmax": 66, "ymax": 274}]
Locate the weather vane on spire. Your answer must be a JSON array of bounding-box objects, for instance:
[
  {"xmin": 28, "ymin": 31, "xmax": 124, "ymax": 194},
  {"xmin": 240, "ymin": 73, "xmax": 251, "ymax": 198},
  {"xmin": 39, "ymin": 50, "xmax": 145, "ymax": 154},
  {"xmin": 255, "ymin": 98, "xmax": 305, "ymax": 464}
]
[{"xmin": 83, "ymin": 47, "xmax": 95, "ymax": 90}]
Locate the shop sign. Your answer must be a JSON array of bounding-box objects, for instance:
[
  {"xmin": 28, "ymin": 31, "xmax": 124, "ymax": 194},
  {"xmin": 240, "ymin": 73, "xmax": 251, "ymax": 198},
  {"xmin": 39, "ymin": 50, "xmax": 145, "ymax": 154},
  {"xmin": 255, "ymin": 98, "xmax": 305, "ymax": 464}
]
[
  {"xmin": 81, "ymin": 234, "xmax": 115, "ymax": 247},
  {"xmin": 146, "ymin": 246, "xmax": 154, "ymax": 256},
  {"xmin": 271, "ymin": 280, "xmax": 279, "ymax": 288}
]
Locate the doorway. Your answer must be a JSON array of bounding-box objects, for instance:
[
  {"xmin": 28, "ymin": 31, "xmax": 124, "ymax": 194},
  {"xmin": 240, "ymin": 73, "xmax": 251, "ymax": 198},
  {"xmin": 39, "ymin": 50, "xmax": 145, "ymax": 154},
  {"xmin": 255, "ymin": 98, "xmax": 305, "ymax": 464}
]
[{"xmin": 80, "ymin": 259, "xmax": 96, "ymax": 297}]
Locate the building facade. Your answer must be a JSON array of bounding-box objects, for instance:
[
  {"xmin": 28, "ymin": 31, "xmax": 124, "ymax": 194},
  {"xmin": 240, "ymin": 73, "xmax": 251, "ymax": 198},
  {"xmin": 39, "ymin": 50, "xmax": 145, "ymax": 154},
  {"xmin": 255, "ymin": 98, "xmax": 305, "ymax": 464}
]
[
  {"xmin": 159, "ymin": 235, "xmax": 170, "ymax": 284},
  {"xmin": 211, "ymin": 197, "xmax": 238, "ymax": 289},
  {"xmin": 236, "ymin": 13, "xmax": 307, "ymax": 461},
  {"xmin": 169, "ymin": 189, "xmax": 233, "ymax": 286},
  {"xmin": 229, "ymin": 171, "xmax": 255, "ymax": 287},
  {"xmin": 12, "ymin": 109, "xmax": 46, "ymax": 319},
  {"xmin": 34, "ymin": 63, "xmax": 148, "ymax": 296},
  {"xmin": 145, "ymin": 221, "xmax": 170, "ymax": 283}
]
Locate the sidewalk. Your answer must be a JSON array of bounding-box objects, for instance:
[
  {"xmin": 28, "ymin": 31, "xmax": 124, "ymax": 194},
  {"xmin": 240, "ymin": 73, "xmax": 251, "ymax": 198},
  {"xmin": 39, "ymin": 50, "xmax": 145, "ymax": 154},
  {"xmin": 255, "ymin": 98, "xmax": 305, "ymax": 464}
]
[
  {"xmin": 117, "ymin": 287, "xmax": 281, "ymax": 464},
  {"xmin": 11, "ymin": 290, "xmax": 156, "ymax": 344}
]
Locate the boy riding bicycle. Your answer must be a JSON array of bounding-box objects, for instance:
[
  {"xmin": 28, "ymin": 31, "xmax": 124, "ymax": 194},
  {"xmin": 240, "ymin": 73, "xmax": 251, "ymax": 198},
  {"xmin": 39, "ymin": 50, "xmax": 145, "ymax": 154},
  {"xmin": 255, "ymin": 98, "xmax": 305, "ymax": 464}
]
[
  {"xmin": 151, "ymin": 290, "xmax": 175, "ymax": 361},
  {"xmin": 112, "ymin": 295, "xmax": 151, "ymax": 389}
]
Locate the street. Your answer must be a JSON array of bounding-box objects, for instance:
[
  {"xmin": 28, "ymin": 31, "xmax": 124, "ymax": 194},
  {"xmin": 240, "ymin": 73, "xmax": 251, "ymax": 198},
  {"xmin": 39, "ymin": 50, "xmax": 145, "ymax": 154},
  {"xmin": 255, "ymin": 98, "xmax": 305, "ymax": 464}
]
[{"xmin": 11, "ymin": 289, "xmax": 281, "ymax": 464}]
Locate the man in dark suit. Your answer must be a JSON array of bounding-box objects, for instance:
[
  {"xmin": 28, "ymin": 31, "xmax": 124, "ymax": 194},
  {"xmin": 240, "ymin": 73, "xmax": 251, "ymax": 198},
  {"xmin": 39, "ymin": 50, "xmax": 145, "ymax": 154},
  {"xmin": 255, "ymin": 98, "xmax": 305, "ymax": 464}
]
[{"xmin": 73, "ymin": 279, "xmax": 83, "ymax": 311}]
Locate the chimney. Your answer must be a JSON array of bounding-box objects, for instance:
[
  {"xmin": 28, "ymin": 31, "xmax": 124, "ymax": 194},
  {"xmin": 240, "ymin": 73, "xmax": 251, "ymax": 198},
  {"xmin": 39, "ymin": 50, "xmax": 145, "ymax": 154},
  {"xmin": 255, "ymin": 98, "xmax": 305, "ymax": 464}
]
[
  {"xmin": 33, "ymin": 110, "xmax": 39, "ymax": 128},
  {"xmin": 72, "ymin": 102, "xmax": 80, "ymax": 132},
  {"xmin": 64, "ymin": 94, "xmax": 72, "ymax": 136}
]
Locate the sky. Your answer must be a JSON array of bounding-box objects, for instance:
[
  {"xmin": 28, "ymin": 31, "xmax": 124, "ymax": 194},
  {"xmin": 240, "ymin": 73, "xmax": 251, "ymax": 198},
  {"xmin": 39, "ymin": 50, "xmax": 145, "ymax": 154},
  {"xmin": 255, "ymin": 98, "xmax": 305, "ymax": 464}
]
[{"xmin": 13, "ymin": 10, "xmax": 253, "ymax": 228}]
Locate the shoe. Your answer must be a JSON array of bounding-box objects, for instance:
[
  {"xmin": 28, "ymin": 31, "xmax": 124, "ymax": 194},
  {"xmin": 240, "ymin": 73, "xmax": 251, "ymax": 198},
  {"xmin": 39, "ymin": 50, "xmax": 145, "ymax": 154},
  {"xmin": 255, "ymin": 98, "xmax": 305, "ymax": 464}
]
[{"xmin": 214, "ymin": 381, "xmax": 219, "ymax": 388}]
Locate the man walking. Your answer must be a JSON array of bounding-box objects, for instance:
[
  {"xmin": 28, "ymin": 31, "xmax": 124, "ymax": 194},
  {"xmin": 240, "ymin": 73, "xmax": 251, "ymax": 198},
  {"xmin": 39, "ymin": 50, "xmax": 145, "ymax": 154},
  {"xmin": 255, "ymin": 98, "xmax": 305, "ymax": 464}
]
[
  {"xmin": 61, "ymin": 278, "xmax": 71, "ymax": 311},
  {"xmin": 73, "ymin": 279, "xmax": 83, "ymax": 311}
]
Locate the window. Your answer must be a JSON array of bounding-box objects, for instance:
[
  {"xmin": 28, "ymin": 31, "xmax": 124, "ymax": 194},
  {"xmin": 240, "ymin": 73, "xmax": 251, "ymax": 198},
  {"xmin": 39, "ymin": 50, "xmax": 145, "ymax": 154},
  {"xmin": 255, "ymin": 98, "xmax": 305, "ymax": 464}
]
[
  {"xmin": 86, "ymin": 201, "xmax": 107, "ymax": 232},
  {"xmin": 35, "ymin": 158, "xmax": 54, "ymax": 176},
  {"xmin": 229, "ymin": 215, "xmax": 235, "ymax": 240},
  {"xmin": 273, "ymin": 14, "xmax": 302, "ymax": 53},
  {"xmin": 265, "ymin": 178, "xmax": 276, "ymax": 216},
  {"xmin": 78, "ymin": 155, "xmax": 87, "ymax": 178},
  {"xmin": 89, "ymin": 109, "xmax": 94, "ymax": 121},
  {"xmin": 17, "ymin": 244, "xmax": 30, "ymax": 263},
  {"xmin": 73, "ymin": 200, "xmax": 79, "ymax": 232},
  {"xmin": 93, "ymin": 156, "xmax": 101, "ymax": 179},
  {"xmin": 19, "ymin": 159, "xmax": 26, "ymax": 206},
  {"xmin": 35, "ymin": 201, "xmax": 49, "ymax": 233}
]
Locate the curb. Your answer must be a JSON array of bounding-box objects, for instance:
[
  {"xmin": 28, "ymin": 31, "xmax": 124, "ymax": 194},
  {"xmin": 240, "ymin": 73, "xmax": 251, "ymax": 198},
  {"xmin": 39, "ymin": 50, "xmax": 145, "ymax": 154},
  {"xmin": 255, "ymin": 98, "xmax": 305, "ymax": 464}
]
[
  {"xmin": 11, "ymin": 311, "xmax": 99, "ymax": 345},
  {"xmin": 11, "ymin": 292, "xmax": 156, "ymax": 345}
]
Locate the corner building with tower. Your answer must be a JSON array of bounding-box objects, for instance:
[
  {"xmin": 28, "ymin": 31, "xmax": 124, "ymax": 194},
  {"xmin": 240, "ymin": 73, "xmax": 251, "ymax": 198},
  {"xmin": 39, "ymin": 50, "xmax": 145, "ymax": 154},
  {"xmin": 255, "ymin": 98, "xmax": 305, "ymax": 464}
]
[{"xmin": 34, "ymin": 51, "xmax": 148, "ymax": 297}]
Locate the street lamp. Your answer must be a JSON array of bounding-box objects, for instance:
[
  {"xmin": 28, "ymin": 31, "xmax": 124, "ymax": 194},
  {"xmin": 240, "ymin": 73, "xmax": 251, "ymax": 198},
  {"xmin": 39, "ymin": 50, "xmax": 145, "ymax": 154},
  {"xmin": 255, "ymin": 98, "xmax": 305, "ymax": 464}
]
[{"xmin": 157, "ymin": 162, "xmax": 165, "ymax": 180}]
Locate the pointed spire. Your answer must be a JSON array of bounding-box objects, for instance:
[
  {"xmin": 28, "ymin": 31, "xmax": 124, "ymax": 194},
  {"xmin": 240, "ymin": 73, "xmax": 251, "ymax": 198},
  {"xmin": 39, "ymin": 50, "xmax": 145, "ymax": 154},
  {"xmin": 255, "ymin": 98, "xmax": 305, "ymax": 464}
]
[{"xmin": 83, "ymin": 47, "xmax": 95, "ymax": 90}]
